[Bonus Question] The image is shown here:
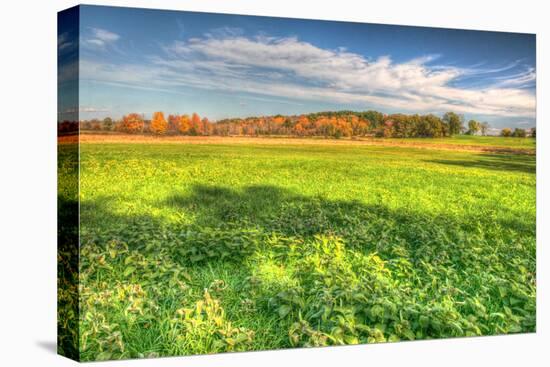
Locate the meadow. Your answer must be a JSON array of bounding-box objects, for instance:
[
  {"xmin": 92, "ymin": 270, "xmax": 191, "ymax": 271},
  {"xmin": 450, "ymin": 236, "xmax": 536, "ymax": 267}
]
[{"xmin": 60, "ymin": 135, "xmax": 536, "ymax": 360}]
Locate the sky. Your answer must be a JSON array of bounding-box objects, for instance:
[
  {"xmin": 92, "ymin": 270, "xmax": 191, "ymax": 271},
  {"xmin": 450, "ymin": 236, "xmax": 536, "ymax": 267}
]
[{"xmin": 59, "ymin": 5, "xmax": 536, "ymax": 128}]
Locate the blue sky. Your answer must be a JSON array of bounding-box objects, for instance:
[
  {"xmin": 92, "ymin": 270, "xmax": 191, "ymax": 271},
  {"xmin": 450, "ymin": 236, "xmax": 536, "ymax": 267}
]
[{"xmin": 60, "ymin": 5, "xmax": 536, "ymax": 128}]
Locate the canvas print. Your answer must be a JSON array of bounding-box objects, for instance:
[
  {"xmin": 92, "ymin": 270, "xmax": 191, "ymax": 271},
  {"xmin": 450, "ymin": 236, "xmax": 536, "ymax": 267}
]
[{"xmin": 58, "ymin": 5, "xmax": 536, "ymax": 362}]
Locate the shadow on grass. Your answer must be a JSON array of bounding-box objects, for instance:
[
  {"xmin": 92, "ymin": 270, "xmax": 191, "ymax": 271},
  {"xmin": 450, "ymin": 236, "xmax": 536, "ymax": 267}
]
[
  {"xmin": 73, "ymin": 184, "xmax": 536, "ymax": 359},
  {"xmin": 57, "ymin": 196, "xmax": 80, "ymax": 360},
  {"xmin": 171, "ymin": 184, "xmax": 536, "ymax": 236},
  {"xmin": 77, "ymin": 183, "xmax": 535, "ymax": 264},
  {"xmin": 426, "ymin": 153, "xmax": 536, "ymax": 174},
  {"xmin": 164, "ymin": 184, "xmax": 369, "ymax": 236}
]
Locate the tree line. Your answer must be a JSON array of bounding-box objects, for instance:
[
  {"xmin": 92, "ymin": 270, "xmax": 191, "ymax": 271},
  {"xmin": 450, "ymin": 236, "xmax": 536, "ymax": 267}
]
[
  {"xmin": 500, "ymin": 127, "xmax": 534, "ymax": 138},
  {"xmin": 59, "ymin": 110, "xmax": 535, "ymax": 138}
]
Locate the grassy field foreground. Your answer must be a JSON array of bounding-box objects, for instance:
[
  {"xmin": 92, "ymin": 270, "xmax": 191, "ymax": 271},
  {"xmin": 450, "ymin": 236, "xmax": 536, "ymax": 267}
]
[{"xmin": 61, "ymin": 136, "xmax": 536, "ymax": 360}]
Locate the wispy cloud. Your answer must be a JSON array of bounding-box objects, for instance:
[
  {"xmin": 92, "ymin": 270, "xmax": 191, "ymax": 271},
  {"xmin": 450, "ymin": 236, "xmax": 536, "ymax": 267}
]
[
  {"xmin": 80, "ymin": 106, "xmax": 110, "ymax": 113},
  {"xmin": 80, "ymin": 32, "xmax": 536, "ymax": 119},
  {"xmin": 491, "ymin": 67, "xmax": 536, "ymax": 88},
  {"xmin": 58, "ymin": 32, "xmax": 74, "ymax": 52},
  {"xmin": 82, "ymin": 27, "xmax": 120, "ymax": 50}
]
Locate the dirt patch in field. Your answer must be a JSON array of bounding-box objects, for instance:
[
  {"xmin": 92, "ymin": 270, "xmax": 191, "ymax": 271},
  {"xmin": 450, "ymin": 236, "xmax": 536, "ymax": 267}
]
[{"xmin": 63, "ymin": 134, "xmax": 535, "ymax": 155}]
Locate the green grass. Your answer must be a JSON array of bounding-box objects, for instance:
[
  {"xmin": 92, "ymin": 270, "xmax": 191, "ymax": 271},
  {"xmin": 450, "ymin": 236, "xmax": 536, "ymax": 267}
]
[
  {"xmin": 60, "ymin": 137, "xmax": 536, "ymax": 360},
  {"xmin": 375, "ymin": 135, "xmax": 536, "ymax": 149}
]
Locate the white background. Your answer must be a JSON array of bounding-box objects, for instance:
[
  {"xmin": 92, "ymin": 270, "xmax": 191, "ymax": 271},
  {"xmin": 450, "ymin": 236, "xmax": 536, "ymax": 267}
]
[{"xmin": 0, "ymin": 0, "xmax": 547, "ymax": 365}]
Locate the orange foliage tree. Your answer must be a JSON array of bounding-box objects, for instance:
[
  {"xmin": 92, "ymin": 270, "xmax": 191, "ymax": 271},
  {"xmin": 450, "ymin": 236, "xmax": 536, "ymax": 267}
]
[
  {"xmin": 120, "ymin": 113, "xmax": 144, "ymax": 134},
  {"xmin": 167, "ymin": 114, "xmax": 181, "ymax": 134},
  {"xmin": 349, "ymin": 115, "xmax": 370, "ymax": 136},
  {"xmin": 110, "ymin": 110, "xmax": 457, "ymax": 138},
  {"xmin": 178, "ymin": 115, "xmax": 191, "ymax": 134},
  {"xmin": 335, "ymin": 117, "xmax": 353, "ymax": 138},
  {"xmin": 190, "ymin": 113, "xmax": 202, "ymax": 135},
  {"xmin": 294, "ymin": 115, "xmax": 309, "ymax": 136},
  {"xmin": 150, "ymin": 111, "xmax": 168, "ymax": 135}
]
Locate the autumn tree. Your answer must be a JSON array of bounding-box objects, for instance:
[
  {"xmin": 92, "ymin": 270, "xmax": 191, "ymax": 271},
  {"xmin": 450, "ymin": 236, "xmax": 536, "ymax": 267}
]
[
  {"xmin": 121, "ymin": 113, "xmax": 144, "ymax": 134},
  {"xmin": 109, "ymin": 109, "xmax": 485, "ymax": 139},
  {"xmin": 244, "ymin": 125, "xmax": 256, "ymax": 136},
  {"xmin": 178, "ymin": 114, "xmax": 191, "ymax": 135},
  {"xmin": 167, "ymin": 114, "xmax": 180, "ymax": 134},
  {"xmin": 255, "ymin": 117, "xmax": 268, "ymax": 135},
  {"xmin": 314, "ymin": 116, "xmax": 330, "ymax": 137},
  {"xmin": 336, "ymin": 117, "xmax": 352, "ymax": 138},
  {"xmin": 189, "ymin": 113, "xmax": 202, "ymax": 135},
  {"xmin": 272, "ymin": 116, "xmax": 285, "ymax": 125},
  {"xmin": 214, "ymin": 122, "xmax": 230, "ymax": 136},
  {"xmin": 349, "ymin": 115, "xmax": 370, "ymax": 136},
  {"xmin": 272, "ymin": 115, "xmax": 286, "ymax": 134},
  {"xmin": 150, "ymin": 111, "xmax": 168, "ymax": 135},
  {"xmin": 294, "ymin": 115, "xmax": 309, "ymax": 136}
]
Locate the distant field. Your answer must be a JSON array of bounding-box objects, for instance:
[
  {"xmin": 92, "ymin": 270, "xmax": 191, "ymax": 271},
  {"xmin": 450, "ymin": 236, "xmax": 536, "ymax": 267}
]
[
  {"xmin": 375, "ymin": 135, "xmax": 535, "ymax": 150},
  {"xmin": 75, "ymin": 133, "xmax": 536, "ymax": 154},
  {"xmin": 62, "ymin": 136, "xmax": 536, "ymax": 360}
]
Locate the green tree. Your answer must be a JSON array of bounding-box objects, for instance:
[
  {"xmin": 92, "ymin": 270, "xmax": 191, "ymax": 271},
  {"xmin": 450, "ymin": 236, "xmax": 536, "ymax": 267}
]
[
  {"xmin": 512, "ymin": 128, "xmax": 526, "ymax": 138},
  {"xmin": 501, "ymin": 128, "xmax": 512, "ymax": 137},
  {"xmin": 443, "ymin": 112, "xmax": 464, "ymax": 135},
  {"xmin": 467, "ymin": 120, "xmax": 480, "ymax": 135},
  {"xmin": 426, "ymin": 114, "xmax": 447, "ymax": 137},
  {"xmin": 361, "ymin": 110, "xmax": 385, "ymax": 129},
  {"xmin": 102, "ymin": 117, "xmax": 113, "ymax": 131}
]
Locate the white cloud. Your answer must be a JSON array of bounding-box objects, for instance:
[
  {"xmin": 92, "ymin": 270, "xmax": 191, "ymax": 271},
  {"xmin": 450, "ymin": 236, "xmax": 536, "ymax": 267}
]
[
  {"xmin": 82, "ymin": 28, "xmax": 120, "ymax": 49},
  {"xmin": 80, "ymin": 33, "xmax": 536, "ymax": 120},
  {"xmin": 79, "ymin": 106, "xmax": 110, "ymax": 113},
  {"xmin": 91, "ymin": 28, "xmax": 120, "ymax": 42}
]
